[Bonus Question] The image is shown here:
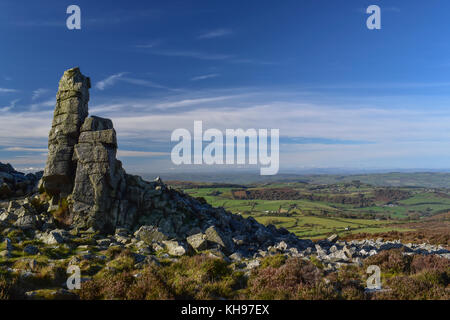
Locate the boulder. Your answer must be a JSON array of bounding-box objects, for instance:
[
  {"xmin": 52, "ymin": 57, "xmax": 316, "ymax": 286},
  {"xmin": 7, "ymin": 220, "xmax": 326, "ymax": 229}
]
[
  {"xmin": 134, "ymin": 225, "xmax": 169, "ymax": 243},
  {"xmin": 39, "ymin": 230, "xmax": 66, "ymax": 245},
  {"xmin": 186, "ymin": 233, "xmax": 208, "ymax": 251},
  {"xmin": 14, "ymin": 215, "xmax": 38, "ymax": 229},
  {"xmin": 327, "ymin": 234, "xmax": 339, "ymax": 243},
  {"xmin": 205, "ymin": 226, "xmax": 234, "ymax": 253},
  {"xmin": 162, "ymin": 240, "xmax": 189, "ymax": 256}
]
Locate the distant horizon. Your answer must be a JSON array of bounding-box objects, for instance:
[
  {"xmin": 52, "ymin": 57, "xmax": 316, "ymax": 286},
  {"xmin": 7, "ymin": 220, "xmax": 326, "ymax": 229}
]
[{"xmin": 10, "ymin": 163, "xmax": 450, "ymax": 176}]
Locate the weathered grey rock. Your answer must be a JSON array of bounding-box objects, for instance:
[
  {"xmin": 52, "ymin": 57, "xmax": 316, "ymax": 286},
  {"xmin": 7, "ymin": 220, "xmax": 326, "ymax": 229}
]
[
  {"xmin": 205, "ymin": 226, "xmax": 234, "ymax": 253},
  {"xmin": 42, "ymin": 67, "xmax": 90, "ymax": 198},
  {"xmin": 186, "ymin": 233, "xmax": 208, "ymax": 251},
  {"xmin": 8, "ymin": 200, "xmax": 21, "ymax": 212},
  {"xmin": 274, "ymin": 241, "xmax": 288, "ymax": 252},
  {"xmin": 134, "ymin": 225, "xmax": 169, "ymax": 243},
  {"xmin": 246, "ymin": 259, "xmax": 261, "ymax": 269},
  {"xmin": 70, "ymin": 115, "xmax": 127, "ymax": 233},
  {"xmin": 96, "ymin": 238, "xmax": 112, "ymax": 247},
  {"xmin": 0, "ymin": 250, "xmax": 11, "ymax": 258},
  {"xmin": 0, "ymin": 164, "xmax": 42, "ymax": 200},
  {"xmin": 0, "ymin": 211, "xmax": 15, "ymax": 222},
  {"xmin": 343, "ymin": 245, "xmax": 355, "ymax": 258},
  {"xmin": 327, "ymin": 234, "xmax": 339, "ymax": 243},
  {"xmin": 315, "ymin": 244, "xmax": 327, "ymax": 257},
  {"xmin": 14, "ymin": 215, "xmax": 38, "ymax": 229},
  {"xmin": 39, "ymin": 230, "xmax": 66, "ymax": 245},
  {"xmin": 162, "ymin": 240, "xmax": 189, "ymax": 256}
]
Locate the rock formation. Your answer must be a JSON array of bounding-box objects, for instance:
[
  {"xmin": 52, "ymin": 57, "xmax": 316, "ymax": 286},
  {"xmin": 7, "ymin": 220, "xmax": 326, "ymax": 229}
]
[
  {"xmin": 38, "ymin": 70, "xmax": 271, "ymax": 238},
  {"xmin": 42, "ymin": 67, "xmax": 90, "ymax": 197},
  {"xmin": 71, "ymin": 116, "xmax": 127, "ymax": 233},
  {"xmin": 35, "ymin": 67, "xmax": 319, "ymax": 256},
  {"xmin": 33, "ymin": 67, "xmax": 450, "ymax": 262}
]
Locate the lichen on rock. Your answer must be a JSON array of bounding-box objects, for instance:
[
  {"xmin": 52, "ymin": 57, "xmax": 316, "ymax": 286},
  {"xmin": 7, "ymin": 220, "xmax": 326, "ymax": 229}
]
[{"xmin": 42, "ymin": 67, "xmax": 90, "ymax": 198}]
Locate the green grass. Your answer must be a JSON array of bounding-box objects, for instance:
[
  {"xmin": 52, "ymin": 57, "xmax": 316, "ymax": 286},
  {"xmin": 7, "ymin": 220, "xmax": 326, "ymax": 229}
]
[{"xmin": 177, "ymin": 183, "xmax": 433, "ymax": 239}]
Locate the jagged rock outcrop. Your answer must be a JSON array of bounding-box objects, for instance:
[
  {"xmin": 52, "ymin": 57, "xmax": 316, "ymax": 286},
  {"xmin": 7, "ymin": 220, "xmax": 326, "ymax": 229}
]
[
  {"xmin": 42, "ymin": 67, "xmax": 90, "ymax": 198},
  {"xmin": 0, "ymin": 162, "xmax": 42, "ymax": 199},
  {"xmin": 71, "ymin": 116, "xmax": 127, "ymax": 233}
]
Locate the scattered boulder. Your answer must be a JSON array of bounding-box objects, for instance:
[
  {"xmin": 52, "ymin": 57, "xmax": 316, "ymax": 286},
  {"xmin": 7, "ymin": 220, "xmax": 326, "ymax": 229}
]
[
  {"xmin": 205, "ymin": 226, "xmax": 234, "ymax": 254},
  {"xmin": 162, "ymin": 240, "xmax": 190, "ymax": 256},
  {"xmin": 327, "ymin": 234, "xmax": 339, "ymax": 243},
  {"xmin": 134, "ymin": 225, "xmax": 169, "ymax": 243},
  {"xmin": 14, "ymin": 215, "xmax": 38, "ymax": 229},
  {"xmin": 186, "ymin": 233, "xmax": 208, "ymax": 251},
  {"xmin": 38, "ymin": 230, "xmax": 67, "ymax": 245}
]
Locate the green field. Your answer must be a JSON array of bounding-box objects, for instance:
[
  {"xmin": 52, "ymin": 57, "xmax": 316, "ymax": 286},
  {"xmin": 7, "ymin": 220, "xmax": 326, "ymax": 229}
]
[{"xmin": 173, "ymin": 182, "xmax": 442, "ymax": 239}]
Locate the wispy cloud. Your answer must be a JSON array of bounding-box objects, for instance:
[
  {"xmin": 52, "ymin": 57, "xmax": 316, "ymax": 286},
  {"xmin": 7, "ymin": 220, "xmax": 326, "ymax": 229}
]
[
  {"xmin": 95, "ymin": 73, "xmax": 127, "ymax": 90},
  {"xmin": 30, "ymin": 99, "xmax": 55, "ymax": 112},
  {"xmin": 0, "ymin": 88, "xmax": 18, "ymax": 94},
  {"xmin": 148, "ymin": 50, "xmax": 234, "ymax": 61},
  {"xmin": 198, "ymin": 28, "xmax": 232, "ymax": 39},
  {"xmin": 4, "ymin": 84, "xmax": 450, "ymax": 171},
  {"xmin": 145, "ymin": 49, "xmax": 273, "ymax": 65},
  {"xmin": 31, "ymin": 88, "xmax": 50, "ymax": 101},
  {"xmin": 190, "ymin": 73, "xmax": 220, "ymax": 81},
  {"xmin": 155, "ymin": 95, "xmax": 243, "ymax": 109},
  {"xmin": 95, "ymin": 73, "xmax": 174, "ymax": 91},
  {"xmin": 1, "ymin": 99, "xmax": 20, "ymax": 112}
]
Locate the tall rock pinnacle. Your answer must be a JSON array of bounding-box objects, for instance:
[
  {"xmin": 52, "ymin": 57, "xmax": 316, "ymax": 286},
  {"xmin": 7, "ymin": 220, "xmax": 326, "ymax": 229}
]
[{"xmin": 42, "ymin": 67, "xmax": 90, "ymax": 198}]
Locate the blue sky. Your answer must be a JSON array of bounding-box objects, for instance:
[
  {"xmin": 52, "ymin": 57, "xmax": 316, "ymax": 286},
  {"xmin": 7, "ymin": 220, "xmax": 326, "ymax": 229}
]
[{"xmin": 1, "ymin": 0, "xmax": 450, "ymax": 174}]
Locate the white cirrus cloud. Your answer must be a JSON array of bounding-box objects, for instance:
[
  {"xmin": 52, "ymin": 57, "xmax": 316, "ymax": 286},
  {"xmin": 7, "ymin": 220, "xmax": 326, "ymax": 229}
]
[
  {"xmin": 95, "ymin": 73, "xmax": 174, "ymax": 91},
  {"xmin": 0, "ymin": 88, "xmax": 18, "ymax": 94},
  {"xmin": 198, "ymin": 28, "xmax": 233, "ymax": 39},
  {"xmin": 190, "ymin": 73, "xmax": 220, "ymax": 81},
  {"xmin": 95, "ymin": 72, "xmax": 128, "ymax": 90},
  {"xmin": 32, "ymin": 88, "xmax": 50, "ymax": 101},
  {"xmin": 1, "ymin": 99, "xmax": 20, "ymax": 112}
]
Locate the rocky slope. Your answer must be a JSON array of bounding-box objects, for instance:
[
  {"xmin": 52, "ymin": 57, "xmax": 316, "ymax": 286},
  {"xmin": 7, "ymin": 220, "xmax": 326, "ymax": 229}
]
[
  {"xmin": 0, "ymin": 67, "xmax": 449, "ymax": 299},
  {"xmin": 0, "ymin": 162, "xmax": 42, "ymax": 200}
]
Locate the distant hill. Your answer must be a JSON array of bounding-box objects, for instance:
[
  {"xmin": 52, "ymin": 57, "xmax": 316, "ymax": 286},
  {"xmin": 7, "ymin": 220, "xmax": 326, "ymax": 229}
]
[{"xmin": 141, "ymin": 172, "xmax": 450, "ymax": 189}]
